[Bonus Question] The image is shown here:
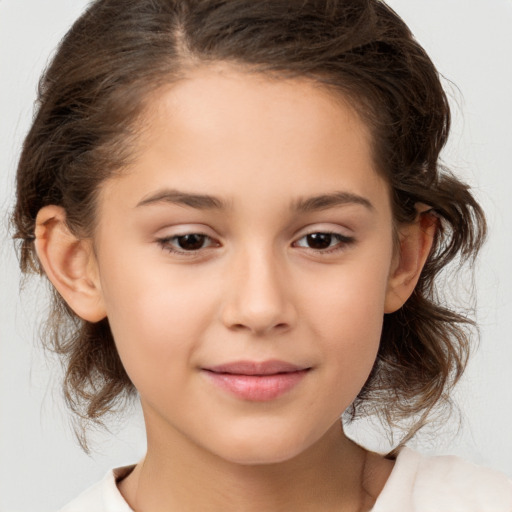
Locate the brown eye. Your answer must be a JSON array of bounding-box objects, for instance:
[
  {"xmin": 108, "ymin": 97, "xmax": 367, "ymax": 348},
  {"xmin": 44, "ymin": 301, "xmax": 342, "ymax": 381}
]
[
  {"xmin": 305, "ymin": 233, "xmax": 334, "ymax": 249},
  {"xmin": 175, "ymin": 234, "xmax": 208, "ymax": 251},
  {"xmin": 157, "ymin": 231, "xmax": 221, "ymax": 256},
  {"xmin": 294, "ymin": 232, "xmax": 355, "ymax": 252}
]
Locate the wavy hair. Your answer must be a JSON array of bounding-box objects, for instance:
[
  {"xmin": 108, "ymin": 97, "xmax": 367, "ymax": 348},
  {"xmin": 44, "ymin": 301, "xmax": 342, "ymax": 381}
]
[{"xmin": 12, "ymin": 0, "xmax": 486, "ymax": 450}]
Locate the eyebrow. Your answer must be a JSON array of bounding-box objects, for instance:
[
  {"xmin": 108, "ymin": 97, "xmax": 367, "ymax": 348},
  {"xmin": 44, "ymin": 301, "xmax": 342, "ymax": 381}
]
[
  {"xmin": 136, "ymin": 189, "xmax": 373, "ymax": 213},
  {"xmin": 136, "ymin": 189, "xmax": 226, "ymax": 210},
  {"xmin": 292, "ymin": 192, "xmax": 374, "ymax": 213}
]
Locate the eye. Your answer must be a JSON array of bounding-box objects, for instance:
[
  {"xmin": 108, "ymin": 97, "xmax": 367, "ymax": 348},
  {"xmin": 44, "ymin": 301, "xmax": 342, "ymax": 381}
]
[
  {"xmin": 293, "ymin": 232, "xmax": 354, "ymax": 252},
  {"xmin": 157, "ymin": 233, "xmax": 218, "ymax": 253}
]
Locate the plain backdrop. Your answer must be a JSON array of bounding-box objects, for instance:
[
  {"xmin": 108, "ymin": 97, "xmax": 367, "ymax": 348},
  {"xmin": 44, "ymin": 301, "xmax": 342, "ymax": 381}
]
[{"xmin": 1, "ymin": 1, "xmax": 511, "ymax": 510}]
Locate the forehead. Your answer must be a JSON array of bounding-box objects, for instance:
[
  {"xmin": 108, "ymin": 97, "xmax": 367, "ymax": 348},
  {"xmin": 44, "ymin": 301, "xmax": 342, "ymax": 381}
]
[
  {"xmin": 144, "ymin": 65, "xmax": 372, "ymax": 148},
  {"xmin": 99, "ymin": 65, "xmax": 388, "ymax": 217}
]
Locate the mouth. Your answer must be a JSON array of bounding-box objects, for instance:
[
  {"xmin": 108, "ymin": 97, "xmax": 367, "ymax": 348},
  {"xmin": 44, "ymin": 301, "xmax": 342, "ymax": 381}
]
[{"xmin": 202, "ymin": 360, "xmax": 311, "ymax": 401}]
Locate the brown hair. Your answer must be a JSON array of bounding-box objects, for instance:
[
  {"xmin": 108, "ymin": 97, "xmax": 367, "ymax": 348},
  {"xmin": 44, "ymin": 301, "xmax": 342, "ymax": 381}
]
[{"xmin": 12, "ymin": 0, "xmax": 486, "ymax": 449}]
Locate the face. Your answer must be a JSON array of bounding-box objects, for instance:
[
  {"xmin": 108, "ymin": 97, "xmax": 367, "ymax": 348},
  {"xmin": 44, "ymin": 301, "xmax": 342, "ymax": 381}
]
[{"xmin": 92, "ymin": 66, "xmax": 397, "ymax": 464}]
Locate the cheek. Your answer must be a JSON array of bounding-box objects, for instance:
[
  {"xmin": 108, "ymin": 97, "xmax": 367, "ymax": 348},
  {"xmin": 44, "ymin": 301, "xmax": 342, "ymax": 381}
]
[
  {"xmin": 97, "ymin": 257, "xmax": 218, "ymax": 387},
  {"xmin": 300, "ymin": 253, "xmax": 391, "ymax": 393},
  {"xmin": 305, "ymin": 252, "xmax": 389, "ymax": 335}
]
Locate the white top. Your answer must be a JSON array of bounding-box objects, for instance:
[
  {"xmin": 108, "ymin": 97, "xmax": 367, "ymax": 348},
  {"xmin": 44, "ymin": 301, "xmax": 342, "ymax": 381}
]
[{"xmin": 59, "ymin": 447, "xmax": 512, "ymax": 511}]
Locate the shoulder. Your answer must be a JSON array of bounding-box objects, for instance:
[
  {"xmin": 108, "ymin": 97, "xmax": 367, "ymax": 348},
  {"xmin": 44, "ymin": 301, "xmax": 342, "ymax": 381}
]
[
  {"xmin": 373, "ymin": 447, "xmax": 512, "ymax": 512},
  {"xmin": 58, "ymin": 465, "xmax": 134, "ymax": 512}
]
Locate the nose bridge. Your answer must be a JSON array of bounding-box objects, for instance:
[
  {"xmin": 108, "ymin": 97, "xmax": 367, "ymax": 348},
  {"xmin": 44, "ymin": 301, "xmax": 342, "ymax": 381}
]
[{"xmin": 222, "ymin": 240, "xmax": 294, "ymax": 334}]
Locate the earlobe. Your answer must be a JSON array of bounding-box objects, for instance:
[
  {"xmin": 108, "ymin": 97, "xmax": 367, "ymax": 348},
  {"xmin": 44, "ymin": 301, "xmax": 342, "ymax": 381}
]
[
  {"xmin": 384, "ymin": 210, "xmax": 437, "ymax": 314},
  {"xmin": 35, "ymin": 205, "xmax": 107, "ymax": 322}
]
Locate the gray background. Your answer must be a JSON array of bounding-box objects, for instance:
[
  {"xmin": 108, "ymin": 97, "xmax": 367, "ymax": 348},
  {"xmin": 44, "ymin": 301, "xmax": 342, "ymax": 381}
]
[{"xmin": 1, "ymin": 0, "xmax": 511, "ymax": 510}]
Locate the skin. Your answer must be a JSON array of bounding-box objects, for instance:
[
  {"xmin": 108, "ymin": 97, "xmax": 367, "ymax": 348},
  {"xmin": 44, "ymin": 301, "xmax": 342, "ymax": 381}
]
[{"xmin": 35, "ymin": 65, "xmax": 434, "ymax": 511}]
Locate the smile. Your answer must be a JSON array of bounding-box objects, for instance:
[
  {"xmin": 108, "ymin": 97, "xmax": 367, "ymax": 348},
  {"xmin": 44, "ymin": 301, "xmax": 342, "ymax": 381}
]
[{"xmin": 202, "ymin": 360, "xmax": 311, "ymax": 401}]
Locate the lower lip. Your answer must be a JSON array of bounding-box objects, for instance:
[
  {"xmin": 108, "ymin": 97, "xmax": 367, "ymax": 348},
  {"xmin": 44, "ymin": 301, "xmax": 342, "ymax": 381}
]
[{"xmin": 203, "ymin": 370, "xmax": 309, "ymax": 401}]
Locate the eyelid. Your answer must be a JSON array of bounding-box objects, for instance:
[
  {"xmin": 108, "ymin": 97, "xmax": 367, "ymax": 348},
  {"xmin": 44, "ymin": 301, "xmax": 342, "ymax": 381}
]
[
  {"xmin": 153, "ymin": 223, "xmax": 355, "ymax": 256},
  {"xmin": 291, "ymin": 224, "xmax": 356, "ymax": 254},
  {"xmin": 154, "ymin": 224, "xmax": 222, "ymax": 256},
  {"xmin": 292, "ymin": 223, "xmax": 354, "ymax": 240},
  {"xmin": 156, "ymin": 233, "xmax": 221, "ymax": 257},
  {"xmin": 293, "ymin": 232, "xmax": 354, "ymax": 247}
]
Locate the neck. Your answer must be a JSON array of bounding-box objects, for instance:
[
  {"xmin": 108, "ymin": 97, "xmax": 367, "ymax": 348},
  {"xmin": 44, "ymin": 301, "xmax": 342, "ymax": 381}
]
[{"xmin": 120, "ymin": 420, "xmax": 378, "ymax": 512}]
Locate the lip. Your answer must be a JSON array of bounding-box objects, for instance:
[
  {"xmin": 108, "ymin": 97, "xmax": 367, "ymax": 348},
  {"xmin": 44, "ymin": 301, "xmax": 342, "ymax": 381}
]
[{"xmin": 202, "ymin": 360, "xmax": 311, "ymax": 401}]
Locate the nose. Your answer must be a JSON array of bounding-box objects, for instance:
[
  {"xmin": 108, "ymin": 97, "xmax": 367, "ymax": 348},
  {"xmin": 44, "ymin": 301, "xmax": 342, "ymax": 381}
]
[{"xmin": 220, "ymin": 247, "xmax": 296, "ymax": 336}]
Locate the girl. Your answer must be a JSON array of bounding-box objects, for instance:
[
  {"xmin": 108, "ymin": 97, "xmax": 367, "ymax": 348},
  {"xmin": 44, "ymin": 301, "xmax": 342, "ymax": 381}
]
[{"xmin": 10, "ymin": 0, "xmax": 512, "ymax": 510}]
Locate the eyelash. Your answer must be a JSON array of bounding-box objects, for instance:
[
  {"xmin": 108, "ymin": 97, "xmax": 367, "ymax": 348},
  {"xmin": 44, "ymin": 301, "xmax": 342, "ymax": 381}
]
[
  {"xmin": 292, "ymin": 232, "xmax": 355, "ymax": 254},
  {"xmin": 156, "ymin": 231, "xmax": 355, "ymax": 256},
  {"xmin": 156, "ymin": 233, "xmax": 218, "ymax": 256}
]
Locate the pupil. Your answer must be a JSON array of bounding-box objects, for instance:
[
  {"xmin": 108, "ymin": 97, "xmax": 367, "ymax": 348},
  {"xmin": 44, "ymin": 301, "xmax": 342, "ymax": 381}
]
[
  {"xmin": 307, "ymin": 233, "xmax": 332, "ymax": 249},
  {"xmin": 178, "ymin": 234, "xmax": 205, "ymax": 250}
]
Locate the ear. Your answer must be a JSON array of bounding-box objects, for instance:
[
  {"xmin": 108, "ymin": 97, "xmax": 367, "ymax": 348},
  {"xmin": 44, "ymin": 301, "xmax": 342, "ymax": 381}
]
[
  {"xmin": 384, "ymin": 209, "xmax": 437, "ymax": 314},
  {"xmin": 34, "ymin": 205, "xmax": 107, "ymax": 322}
]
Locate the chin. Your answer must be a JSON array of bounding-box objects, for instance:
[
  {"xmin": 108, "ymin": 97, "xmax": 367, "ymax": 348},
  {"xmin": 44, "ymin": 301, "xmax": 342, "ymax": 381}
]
[
  {"xmin": 220, "ymin": 445, "xmax": 305, "ymax": 466},
  {"xmin": 207, "ymin": 427, "xmax": 317, "ymax": 466}
]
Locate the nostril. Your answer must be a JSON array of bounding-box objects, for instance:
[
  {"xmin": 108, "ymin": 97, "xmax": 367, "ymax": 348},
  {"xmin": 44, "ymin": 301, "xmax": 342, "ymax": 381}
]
[{"xmin": 228, "ymin": 321, "xmax": 290, "ymax": 335}]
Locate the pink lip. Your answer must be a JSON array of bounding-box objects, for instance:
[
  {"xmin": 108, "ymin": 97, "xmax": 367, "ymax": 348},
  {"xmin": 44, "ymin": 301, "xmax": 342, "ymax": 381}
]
[{"xmin": 202, "ymin": 360, "xmax": 310, "ymax": 402}]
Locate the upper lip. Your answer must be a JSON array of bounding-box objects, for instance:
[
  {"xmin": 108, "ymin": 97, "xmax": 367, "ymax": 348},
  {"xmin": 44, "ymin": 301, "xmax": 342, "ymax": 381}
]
[{"xmin": 204, "ymin": 360, "xmax": 309, "ymax": 376}]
